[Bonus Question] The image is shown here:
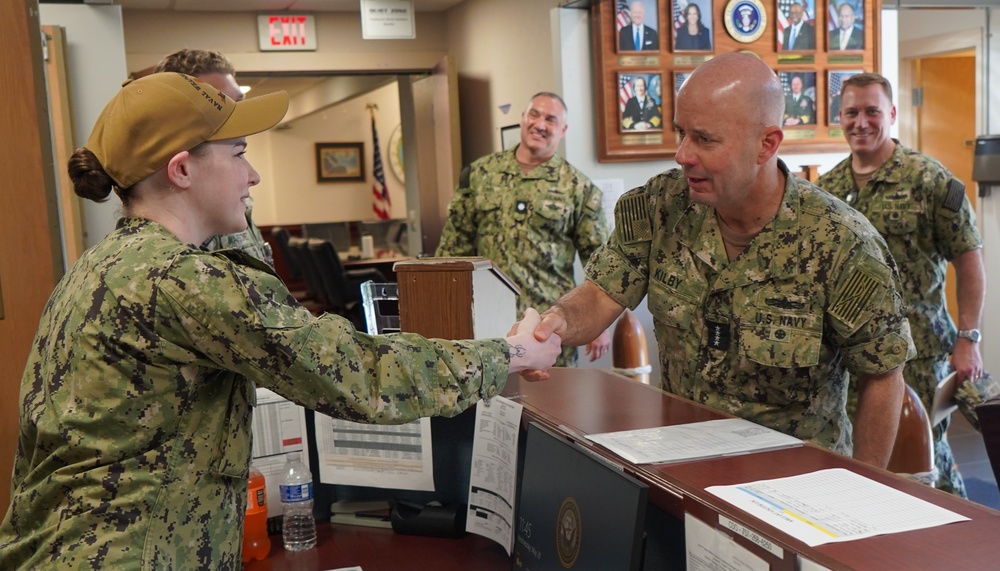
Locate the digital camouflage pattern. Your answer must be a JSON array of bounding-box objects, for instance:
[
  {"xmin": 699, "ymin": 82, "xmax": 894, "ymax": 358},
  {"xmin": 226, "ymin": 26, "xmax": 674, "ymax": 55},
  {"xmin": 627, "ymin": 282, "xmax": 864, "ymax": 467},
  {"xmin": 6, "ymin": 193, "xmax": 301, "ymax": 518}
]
[
  {"xmin": 585, "ymin": 161, "xmax": 914, "ymax": 455},
  {"xmin": 818, "ymin": 141, "xmax": 982, "ymax": 495},
  {"xmin": 436, "ymin": 148, "xmax": 608, "ymax": 367},
  {"xmin": 202, "ymin": 197, "xmax": 274, "ymax": 267},
  {"xmin": 0, "ymin": 218, "xmax": 509, "ymax": 570}
]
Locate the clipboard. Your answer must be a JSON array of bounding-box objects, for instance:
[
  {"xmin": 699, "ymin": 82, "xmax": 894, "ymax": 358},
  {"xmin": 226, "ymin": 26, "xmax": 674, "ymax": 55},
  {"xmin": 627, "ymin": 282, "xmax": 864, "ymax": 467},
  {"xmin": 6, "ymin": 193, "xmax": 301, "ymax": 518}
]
[{"xmin": 930, "ymin": 372, "xmax": 961, "ymax": 428}]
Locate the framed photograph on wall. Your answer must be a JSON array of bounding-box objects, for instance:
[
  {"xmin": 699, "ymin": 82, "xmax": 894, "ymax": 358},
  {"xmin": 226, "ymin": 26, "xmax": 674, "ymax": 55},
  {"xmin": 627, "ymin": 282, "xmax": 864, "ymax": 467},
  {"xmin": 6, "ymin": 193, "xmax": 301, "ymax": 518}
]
[
  {"xmin": 777, "ymin": 0, "xmax": 816, "ymax": 52},
  {"xmin": 828, "ymin": 0, "xmax": 865, "ymax": 51},
  {"xmin": 779, "ymin": 71, "xmax": 818, "ymax": 127},
  {"xmin": 618, "ymin": 72, "xmax": 664, "ymax": 132},
  {"xmin": 828, "ymin": 69, "xmax": 862, "ymax": 125},
  {"xmin": 501, "ymin": 124, "xmax": 520, "ymax": 151},
  {"xmin": 315, "ymin": 142, "xmax": 365, "ymax": 182},
  {"xmin": 615, "ymin": 0, "xmax": 660, "ymax": 53},
  {"xmin": 673, "ymin": 0, "xmax": 714, "ymax": 52}
]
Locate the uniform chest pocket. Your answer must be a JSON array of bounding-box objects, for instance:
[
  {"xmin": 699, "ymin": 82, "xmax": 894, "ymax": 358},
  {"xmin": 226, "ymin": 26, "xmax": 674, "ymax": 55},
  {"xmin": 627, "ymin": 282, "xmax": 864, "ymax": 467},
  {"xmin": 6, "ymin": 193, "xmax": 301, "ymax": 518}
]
[
  {"xmin": 737, "ymin": 305, "xmax": 822, "ymax": 369},
  {"xmin": 875, "ymin": 207, "xmax": 920, "ymax": 262},
  {"xmin": 532, "ymin": 199, "xmax": 572, "ymax": 233},
  {"xmin": 647, "ymin": 281, "xmax": 696, "ymax": 332}
]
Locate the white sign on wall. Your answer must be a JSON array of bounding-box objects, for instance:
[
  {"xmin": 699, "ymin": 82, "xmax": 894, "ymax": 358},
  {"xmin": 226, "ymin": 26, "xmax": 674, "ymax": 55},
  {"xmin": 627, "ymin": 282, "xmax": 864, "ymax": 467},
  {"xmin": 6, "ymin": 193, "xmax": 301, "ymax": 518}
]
[
  {"xmin": 360, "ymin": 0, "xmax": 416, "ymax": 40},
  {"xmin": 257, "ymin": 14, "xmax": 317, "ymax": 51}
]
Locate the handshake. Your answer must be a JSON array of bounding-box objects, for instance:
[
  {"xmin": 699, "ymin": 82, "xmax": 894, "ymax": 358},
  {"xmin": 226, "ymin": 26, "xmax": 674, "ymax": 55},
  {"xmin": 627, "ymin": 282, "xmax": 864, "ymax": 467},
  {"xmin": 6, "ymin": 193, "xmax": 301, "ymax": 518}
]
[{"xmin": 505, "ymin": 308, "xmax": 591, "ymax": 381}]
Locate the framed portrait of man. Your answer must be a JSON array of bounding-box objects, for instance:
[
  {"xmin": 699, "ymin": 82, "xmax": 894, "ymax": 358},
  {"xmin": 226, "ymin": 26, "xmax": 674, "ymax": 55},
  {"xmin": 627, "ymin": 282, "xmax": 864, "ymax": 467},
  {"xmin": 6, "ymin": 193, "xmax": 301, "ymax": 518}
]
[
  {"xmin": 827, "ymin": 70, "xmax": 861, "ymax": 125},
  {"xmin": 619, "ymin": 73, "xmax": 664, "ymax": 132},
  {"xmin": 673, "ymin": 0, "xmax": 714, "ymax": 52},
  {"xmin": 777, "ymin": 0, "xmax": 816, "ymax": 52},
  {"xmin": 616, "ymin": 0, "xmax": 661, "ymax": 53},
  {"xmin": 779, "ymin": 71, "xmax": 817, "ymax": 127},
  {"xmin": 828, "ymin": 0, "xmax": 864, "ymax": 51}
]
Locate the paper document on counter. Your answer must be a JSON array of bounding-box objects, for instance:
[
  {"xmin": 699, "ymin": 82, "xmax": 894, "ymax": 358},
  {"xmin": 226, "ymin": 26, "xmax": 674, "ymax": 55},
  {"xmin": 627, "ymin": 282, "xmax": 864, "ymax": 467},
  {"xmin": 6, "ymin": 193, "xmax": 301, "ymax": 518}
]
[
  {"xmin": 250, "ymin": 388, "xmax": 309, "ymax": 517},
  {"xmin": 706, "ymin": 468, "xmax": 970, "ymax": 546},
  {"xmin": 466, "ymin": 396, "xmax": 523, "ymax": 554},
  {"xmin": 586, "ymin": 418, "xmax": 802, "ymax": 465},
  {"xmin": 313, "ymin": 415, "xmax": 435, "ymax": 491}
]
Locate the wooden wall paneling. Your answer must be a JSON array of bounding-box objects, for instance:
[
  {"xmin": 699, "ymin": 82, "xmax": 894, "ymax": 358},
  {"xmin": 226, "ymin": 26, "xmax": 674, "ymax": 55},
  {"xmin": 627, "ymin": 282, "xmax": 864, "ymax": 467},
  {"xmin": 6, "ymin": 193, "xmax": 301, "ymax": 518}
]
[{"xmin": 0, "ymin": 0, "xmax": 63, "ymax": 514}]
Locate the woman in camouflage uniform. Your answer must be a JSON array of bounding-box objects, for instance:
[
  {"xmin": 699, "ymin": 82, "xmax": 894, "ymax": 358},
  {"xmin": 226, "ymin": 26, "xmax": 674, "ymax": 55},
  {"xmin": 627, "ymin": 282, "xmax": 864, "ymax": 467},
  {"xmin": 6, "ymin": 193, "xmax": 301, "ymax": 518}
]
[{"xmin": 0, "ymin": 72, "xmax": 560, "ymax": 570}]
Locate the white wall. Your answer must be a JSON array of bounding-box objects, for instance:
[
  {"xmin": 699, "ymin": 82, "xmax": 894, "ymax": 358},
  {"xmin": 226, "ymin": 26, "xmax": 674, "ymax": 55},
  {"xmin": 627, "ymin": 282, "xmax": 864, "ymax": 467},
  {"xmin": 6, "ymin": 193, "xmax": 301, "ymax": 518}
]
[{"xmin": 39, "ymin": 5, "xmax": 128, "ymax": 249}]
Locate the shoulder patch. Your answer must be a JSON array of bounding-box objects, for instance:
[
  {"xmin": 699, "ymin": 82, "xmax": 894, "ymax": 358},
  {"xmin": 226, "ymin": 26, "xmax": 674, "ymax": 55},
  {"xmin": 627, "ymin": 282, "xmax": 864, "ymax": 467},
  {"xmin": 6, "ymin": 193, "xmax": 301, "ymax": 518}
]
[
  {"xmin": 585, "ymin": 186, "xmax": 603, "ymax": 212},
  {"xmin": 942, "ymin": 178, "xmax": 965, "ymax": 212},
  {"xmin": 615, "ymin": 193, "xmax": 652, "ymax": 244},
  {"xmin": 829, "ymin": 267, "xmax": 880, "ymax": 326}
]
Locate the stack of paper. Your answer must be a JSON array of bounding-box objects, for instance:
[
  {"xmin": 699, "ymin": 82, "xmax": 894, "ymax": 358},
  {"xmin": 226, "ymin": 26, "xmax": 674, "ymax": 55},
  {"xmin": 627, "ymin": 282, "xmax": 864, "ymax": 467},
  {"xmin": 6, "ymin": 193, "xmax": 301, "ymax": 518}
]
[{"xmin": 585, "ymin": 418, "xmax": 802, "ymax": 465}]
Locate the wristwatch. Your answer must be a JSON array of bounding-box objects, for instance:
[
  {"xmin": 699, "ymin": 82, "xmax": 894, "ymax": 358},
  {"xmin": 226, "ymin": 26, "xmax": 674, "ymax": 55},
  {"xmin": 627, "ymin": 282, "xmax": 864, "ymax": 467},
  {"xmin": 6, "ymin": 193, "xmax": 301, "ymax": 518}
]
[{"xmin": 957, "ymin": 329, "xmax": 982, "ymax": 343}]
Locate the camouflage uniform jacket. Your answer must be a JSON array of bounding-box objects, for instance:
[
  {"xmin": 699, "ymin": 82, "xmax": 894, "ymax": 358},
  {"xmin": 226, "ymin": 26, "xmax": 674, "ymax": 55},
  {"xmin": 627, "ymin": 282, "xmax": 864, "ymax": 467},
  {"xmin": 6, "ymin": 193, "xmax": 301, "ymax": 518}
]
[
  {"xmin": 817, "ymin": 141, "xmax": 982, "ymax": 361},
  {"xmin": 585, "ymin": 161, "xmax": 914, "ymax": 454},
  {"xmin": 202, "ymin": 197, "xmax": 274, "ymax": 267},
  {"xmin": 436, "ymin": 148, "xmax": 608, "ymax": 361},
  {"xmin": 0, "ymin": 218, "xmax": 509, "ymax": 570}
]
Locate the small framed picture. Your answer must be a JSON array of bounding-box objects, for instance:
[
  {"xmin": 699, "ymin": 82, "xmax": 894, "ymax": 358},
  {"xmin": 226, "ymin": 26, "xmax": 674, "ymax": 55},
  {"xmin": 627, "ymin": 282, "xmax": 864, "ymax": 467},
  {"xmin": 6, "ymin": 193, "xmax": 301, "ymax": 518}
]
[
  {"xmin": 315, "ymin": 142, "xmax": 365, "ymax": 183},
  {"xmin": 828, "ymin": 70, "xmax": 862, "ymax": 125},
  {"xmin": 779, "ymin": 71, "xmax": 817, "ymax": 127},
  {"xmin": 501, "ymin": 124, "xmax": 520, "ymax": 151},
  {"xmin": 618, "ymin": 72, "xmax": 664, "ymax": 132},
  {"xmin": 777, "ymin": 0, "xmax": 816, "ymax": 52},
  {"xmin": 672, "ymin": 0, "xmax": 714, "ymax": 52},
  {"xmin": 615, "ymin": 0, "xmax": 660, "ymax": 53},
  {"xmin": 828, "ymin": 0, "xmax": 865, "ymax": 51}
]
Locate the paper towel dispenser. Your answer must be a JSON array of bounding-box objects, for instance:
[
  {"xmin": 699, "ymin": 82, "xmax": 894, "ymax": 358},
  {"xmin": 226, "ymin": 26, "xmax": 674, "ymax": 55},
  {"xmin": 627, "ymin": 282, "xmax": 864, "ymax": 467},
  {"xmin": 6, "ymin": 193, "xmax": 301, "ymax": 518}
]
[{"xmin": 973, "ymin": 135, "xmax": 1000, "ymax": 197}]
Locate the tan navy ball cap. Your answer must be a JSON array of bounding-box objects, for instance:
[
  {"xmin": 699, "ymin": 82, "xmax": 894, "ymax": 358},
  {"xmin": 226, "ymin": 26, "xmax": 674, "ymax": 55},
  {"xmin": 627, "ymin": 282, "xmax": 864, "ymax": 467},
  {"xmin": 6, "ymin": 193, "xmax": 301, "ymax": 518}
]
[{"xmin": 85, "ymin": 72, "xmax": 289, "ymax": 190}]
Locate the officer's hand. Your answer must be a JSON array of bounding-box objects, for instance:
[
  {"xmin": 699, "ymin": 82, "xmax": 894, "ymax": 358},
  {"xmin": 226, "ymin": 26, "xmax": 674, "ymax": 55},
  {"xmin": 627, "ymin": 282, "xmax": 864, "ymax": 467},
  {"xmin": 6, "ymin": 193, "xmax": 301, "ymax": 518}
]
[
  {"xmin": 585, "ymin": 328, "xmax": 612, "ymax": 362},
  {"xmin": 507, "ymin": 309, "xmax": 562, "ymax": 375}
]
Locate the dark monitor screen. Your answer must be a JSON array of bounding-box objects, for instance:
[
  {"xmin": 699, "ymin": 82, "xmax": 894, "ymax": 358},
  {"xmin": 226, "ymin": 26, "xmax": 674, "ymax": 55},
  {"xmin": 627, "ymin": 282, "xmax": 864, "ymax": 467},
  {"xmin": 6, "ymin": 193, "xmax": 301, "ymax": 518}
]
[{"xmin": 513, "ymin": 423, "xmax": 648, "ymax": 571}]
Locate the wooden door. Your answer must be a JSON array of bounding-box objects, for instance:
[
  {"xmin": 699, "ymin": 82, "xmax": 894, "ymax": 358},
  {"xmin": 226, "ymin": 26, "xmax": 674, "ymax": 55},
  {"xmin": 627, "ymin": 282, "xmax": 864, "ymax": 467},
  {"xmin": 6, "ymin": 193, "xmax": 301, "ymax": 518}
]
[
  {"xmin": 0, "ymin": 0, "xmax": 63, "ymax": 513},
  {"xmin": 916, "ymin": 53, "xmax": 976, "ymax": 325}
]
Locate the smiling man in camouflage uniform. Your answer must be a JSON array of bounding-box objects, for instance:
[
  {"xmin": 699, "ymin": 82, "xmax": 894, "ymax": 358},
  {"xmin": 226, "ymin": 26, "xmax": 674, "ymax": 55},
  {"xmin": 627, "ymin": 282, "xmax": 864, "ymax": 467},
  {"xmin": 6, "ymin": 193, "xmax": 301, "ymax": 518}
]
[
  {"xmin": 527, "ymin": 54, "xmax": 915, "ymax": 468},
  {"xmin": 817, "ymin": 73, "xmax": 985, "ymax": 496},
  {"xmin": 437, "ymin": 92, "xmax": 611, "ymax": 367}
]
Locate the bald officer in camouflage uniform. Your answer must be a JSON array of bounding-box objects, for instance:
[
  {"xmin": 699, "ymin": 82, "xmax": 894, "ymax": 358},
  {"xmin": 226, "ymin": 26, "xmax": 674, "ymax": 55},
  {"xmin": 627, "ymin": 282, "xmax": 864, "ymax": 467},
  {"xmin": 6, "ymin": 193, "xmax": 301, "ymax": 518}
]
[
  {"xmin": 0, "ymin": 73, "xmax": 561, "ymax": 570},
  {"xmin": 155, "ymin": 48, "xmax": 274, "ymax": 267},
  {"xmin": 437, "ymin": 92, "xmax": 610, "ymax": 367},
  {"xmin": 818, "ymin": 73, "xmax": 984, "ymax": 496},
  {"xmin": 527, "ymin": 54, "xmax": 915, "ymax": 467}
]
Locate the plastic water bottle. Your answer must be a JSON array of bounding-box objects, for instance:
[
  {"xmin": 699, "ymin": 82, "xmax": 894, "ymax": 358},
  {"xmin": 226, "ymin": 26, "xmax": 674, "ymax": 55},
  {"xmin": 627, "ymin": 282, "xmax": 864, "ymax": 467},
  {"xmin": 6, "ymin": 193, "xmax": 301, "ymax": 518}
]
[
  {"xmin": 241, "ymin": 465, "xmax": 271, "ymax": 562},
  {"xmin": 279, "ymin": 452, "xmax": 317, "ymax": 551}
]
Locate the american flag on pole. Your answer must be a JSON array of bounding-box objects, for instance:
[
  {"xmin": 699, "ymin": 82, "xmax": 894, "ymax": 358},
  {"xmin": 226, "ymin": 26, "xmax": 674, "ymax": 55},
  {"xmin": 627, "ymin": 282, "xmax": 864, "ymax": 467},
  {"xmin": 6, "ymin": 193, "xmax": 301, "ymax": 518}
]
[
  {"xmin": 371, "ymin": 116, "xmax": 390, "ymax": 220},
  {"xmin": 618, "ymin": 74, "xmax": 634, "ymax": 113},
  {"xmin": 615, "ymin": 0, "xmax": 631, "ymax": 32},
  {"xmin": 673, "ymin": 0, "xmax": 688, "ymax": 30}
]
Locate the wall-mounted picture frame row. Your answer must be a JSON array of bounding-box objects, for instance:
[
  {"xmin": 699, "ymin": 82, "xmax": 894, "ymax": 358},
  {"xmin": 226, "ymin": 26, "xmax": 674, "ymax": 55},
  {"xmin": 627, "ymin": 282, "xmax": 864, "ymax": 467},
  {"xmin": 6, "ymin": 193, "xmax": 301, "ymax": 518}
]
[
  {"xmin": 615, "ymin": 0, "xmax": 866, "ymax": 54},
  {"xmin": 615, "ymin": 69, "xmax": 861, "ymax": 133}
]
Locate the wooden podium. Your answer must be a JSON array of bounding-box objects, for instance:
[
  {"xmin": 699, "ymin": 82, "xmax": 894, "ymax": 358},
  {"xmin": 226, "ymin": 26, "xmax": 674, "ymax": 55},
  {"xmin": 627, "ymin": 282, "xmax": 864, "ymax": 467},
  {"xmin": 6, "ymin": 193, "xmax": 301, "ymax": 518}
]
[{"xmin": 393, "ymin": 257, "xmax": 519, "ymax": 340}]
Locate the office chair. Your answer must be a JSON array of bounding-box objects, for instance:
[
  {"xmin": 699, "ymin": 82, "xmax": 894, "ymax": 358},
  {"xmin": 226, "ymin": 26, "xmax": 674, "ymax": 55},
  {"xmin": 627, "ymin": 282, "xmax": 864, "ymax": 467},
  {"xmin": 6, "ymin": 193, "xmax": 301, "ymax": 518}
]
[
  {"xmin": 360, "ymin": 281, "xmax": 401, "ymax": 335},
  {"xmin": 289, "ymin": 236, "xmax": 330, "ymax": 313},
  {"xmin": 975, "ymin": 396, "xmax": 1000, "ymax": 484},
  {"xmin": 270, "ymin": 226, "xmax": 303, "ymax": 281},
  {"xmin": 306, "ymin": 238, "xmax": 385, "ymax": 328}
]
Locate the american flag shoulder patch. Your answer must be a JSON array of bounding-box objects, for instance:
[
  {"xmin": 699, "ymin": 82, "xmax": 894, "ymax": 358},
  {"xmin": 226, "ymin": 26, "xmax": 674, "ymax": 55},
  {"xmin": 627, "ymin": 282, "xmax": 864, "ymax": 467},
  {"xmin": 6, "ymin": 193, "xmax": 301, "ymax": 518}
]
[
  {"xmin": 942, "ymin": 178, "xmax": 965, "ymax": 212},
  {"xmin": 829, "ymin": 268, "xmax": 880, "ymax": 326},
  {"xmin": 615, "ymin": 193, "xmax": 652, "ymax": 244}
]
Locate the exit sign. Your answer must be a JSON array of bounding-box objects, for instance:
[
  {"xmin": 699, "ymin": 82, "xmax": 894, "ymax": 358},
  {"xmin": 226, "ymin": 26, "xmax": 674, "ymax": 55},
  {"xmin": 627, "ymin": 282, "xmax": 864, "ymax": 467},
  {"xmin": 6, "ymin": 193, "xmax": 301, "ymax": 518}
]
[{"xmin": 257, "ymin": 14, "xmax": 317, "ymax": 51}]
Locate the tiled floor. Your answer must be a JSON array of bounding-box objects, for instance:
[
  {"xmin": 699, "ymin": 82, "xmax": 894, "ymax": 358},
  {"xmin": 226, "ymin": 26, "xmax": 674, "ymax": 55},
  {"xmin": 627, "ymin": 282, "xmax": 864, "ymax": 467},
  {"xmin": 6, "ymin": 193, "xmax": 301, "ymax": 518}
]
[{"xmin": 948, "ymin": 412, "xmax": 1000, "ymax": 510}]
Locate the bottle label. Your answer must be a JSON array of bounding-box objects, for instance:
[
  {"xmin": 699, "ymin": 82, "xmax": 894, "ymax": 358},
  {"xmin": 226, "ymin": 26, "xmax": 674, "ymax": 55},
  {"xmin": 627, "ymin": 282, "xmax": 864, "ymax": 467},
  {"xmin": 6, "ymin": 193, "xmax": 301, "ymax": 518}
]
[
  {"xmin": 279, "ymin": 482, "xmax": 313, "ymax": 503},
  {"xmin": 246, "ymin": 483, "xmax": 267, "ymax": 515}
]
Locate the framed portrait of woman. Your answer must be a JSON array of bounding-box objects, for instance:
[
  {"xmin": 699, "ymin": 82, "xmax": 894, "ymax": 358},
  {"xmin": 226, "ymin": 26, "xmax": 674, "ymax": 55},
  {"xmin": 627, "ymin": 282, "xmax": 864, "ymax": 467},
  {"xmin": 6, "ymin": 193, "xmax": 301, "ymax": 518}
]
[
  {"xmin": 618, "ymin": 72, "xmax": 664, "ymax": 132},
  {"xmin": 672, "ymin": 0, "xmax": 714, "ymax": 52},
  {"xmin": 616, "ymin": 0, "xmax": 661, "ymax": 53}
]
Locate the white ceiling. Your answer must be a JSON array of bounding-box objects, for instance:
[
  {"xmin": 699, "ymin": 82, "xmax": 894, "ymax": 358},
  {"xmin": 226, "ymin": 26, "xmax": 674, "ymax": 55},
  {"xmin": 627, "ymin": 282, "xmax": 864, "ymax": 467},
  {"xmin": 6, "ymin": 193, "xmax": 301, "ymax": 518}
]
[{"xmin": 109, "ymin": 0, "xmax": 466, "ymax": 12}]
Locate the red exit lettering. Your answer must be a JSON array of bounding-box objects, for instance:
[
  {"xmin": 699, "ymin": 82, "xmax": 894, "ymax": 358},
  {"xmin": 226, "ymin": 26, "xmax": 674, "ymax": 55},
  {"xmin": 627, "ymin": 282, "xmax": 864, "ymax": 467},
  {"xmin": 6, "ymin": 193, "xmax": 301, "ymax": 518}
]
[{"xmin": 269, "ymin": 16, "xmax": 308, "ymax": 46}]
